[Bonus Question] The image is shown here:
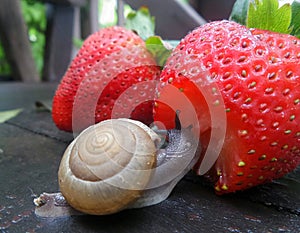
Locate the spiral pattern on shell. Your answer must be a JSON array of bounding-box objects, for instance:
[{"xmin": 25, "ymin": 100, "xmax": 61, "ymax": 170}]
[{"xmin": 58, "ymin": 118, "xmax": 160, "ymax": 215}]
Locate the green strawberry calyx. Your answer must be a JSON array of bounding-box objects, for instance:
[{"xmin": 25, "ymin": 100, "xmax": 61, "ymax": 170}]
[
  {"xmin": 145, "ymin": 36, "xmax": 180, "ymax": 68},
  {"xmin": 124, "ymin": 7, "xmax": 179, "ymax": 68},
  {"xmin": 230, "ymin": 0, "xmax": 300, "ymax": 38},
  {"xmin": 125, "ymin": 6, "xmax": 155, "ymax": 40}
]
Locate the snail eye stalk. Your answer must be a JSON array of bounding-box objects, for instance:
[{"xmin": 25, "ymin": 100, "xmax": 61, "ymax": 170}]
[{"xmin": 175, "ymin": 110, "xmax": 181, "ymax": 130}]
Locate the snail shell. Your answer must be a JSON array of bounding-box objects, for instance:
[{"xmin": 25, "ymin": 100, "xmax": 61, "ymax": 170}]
[{"xmin": 56, "ymin": 118, "xmax": 200, "ymax": 216}]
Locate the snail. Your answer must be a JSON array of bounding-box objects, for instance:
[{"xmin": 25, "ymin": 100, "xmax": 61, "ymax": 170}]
[{"xmin": 34, "ymin": 118, "xmax": 200, "ymax": 217}]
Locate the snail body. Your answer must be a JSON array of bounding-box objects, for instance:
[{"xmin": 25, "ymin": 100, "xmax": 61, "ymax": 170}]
[{"xmin": 37, "ymin": 118, "xmax": 200, "ymax": 216}]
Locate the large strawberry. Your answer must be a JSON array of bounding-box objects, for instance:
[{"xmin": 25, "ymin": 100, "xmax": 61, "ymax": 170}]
[
  {"xmin": 52, "ymin": 26, "xmax": 160, "ymax": 132},
  {"xmin": 154, "ymin": 19, "xmax": 300, "ymax": 194}
]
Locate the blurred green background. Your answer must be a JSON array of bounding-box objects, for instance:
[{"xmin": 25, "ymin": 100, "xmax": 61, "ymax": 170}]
[
  {"xmin": 0, "ymin": 0, "xmax": 193, "ymax": 79},
  {"xmin": 0, "ymin": 0, "xmax": 46, "ymax": 78}
]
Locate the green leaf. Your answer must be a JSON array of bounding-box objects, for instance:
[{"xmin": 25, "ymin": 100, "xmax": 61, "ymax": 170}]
[
  {"xmin": 0, "ymin": 109, "xmax": 23, "ymax": 123},
  {"xmin": 145, "ymin": 36, "xmax": 175, "ymax": 68},
  {"xmin": 73, "ymin": 38, "xmax": 84, "ymax": 49},
  {"xmin": 20, "ymin": 0, "xmax": 46, "ymax": 76},
  {"xmin": 290, "ymin": 1, "xmax": 300, "ymax": 38},
  {"xmin": 229, "ymin": 0, "xmax": 251, "ymax": 25},
  {"xmin": 125, "ymin": 7, "xmax": 155, "ymax": 40},
  {"xmin": 247, "ymin": 0, "xmax": 292, "ymax": 34}
]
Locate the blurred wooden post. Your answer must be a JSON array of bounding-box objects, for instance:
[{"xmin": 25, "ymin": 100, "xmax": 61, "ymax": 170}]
[
  {"xmin": 189, "ymin": 0, "xmax": 236, "ymax": 21},
  {"xmin": 80, "ymin": 0, "xmax": 99, "ymax": 38},
  {"xmin": 42, "ymin": 3, "xmax": 77, "ymax": 82},
  {"xmin": 124, "ymin": 0, "xmax": 206, "ymax": 39},
  {"xmin": 117, "ymin": 0, "xmax": 125, "ymax": 27},
  {"xmin": 41, "ymin": 0, "xmax": 98, "ymax": 82},
  {"xmin": 0, "ymin": 0, "xmax": 39, "ymax": 82}
]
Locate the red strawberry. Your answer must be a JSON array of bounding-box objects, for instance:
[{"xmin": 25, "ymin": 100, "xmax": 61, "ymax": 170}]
[
  {"xmin": 52, "ymin": 26, "xmax": 160, "ymax": 132},
  {"xmin": 154, "ymin": 20, "xmax": 300, "ymax": 194}
]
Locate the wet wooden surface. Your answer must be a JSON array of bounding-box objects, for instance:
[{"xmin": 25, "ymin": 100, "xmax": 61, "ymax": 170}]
[{"xmin": 0, "ymin": 82, "xmax": 299, "ymax": 232}]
